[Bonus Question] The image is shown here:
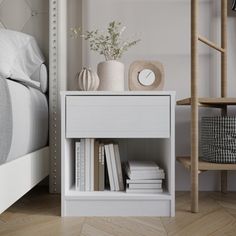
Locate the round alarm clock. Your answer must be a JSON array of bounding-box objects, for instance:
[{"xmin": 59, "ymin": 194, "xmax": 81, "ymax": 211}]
[{"xmin": 128, "ymin": 61, "xmax": 164, "ymax": 91}]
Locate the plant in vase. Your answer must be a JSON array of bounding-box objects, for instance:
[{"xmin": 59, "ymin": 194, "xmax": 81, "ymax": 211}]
[{"xmin": 72, "ymin": 21, "xmax": 140, "ymax": 91}]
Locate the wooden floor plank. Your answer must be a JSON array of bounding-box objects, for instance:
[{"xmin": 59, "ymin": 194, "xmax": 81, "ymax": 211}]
[
  {"xmin": 0, "ymin": 187, "xmax": 236, "ymax": 236},
  {"xmin": 171, "ymin": 209, "xmax": 235, "ymax": 236}
]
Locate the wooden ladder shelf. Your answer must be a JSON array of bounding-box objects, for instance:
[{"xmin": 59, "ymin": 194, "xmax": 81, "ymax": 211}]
[{"xmin": 176, "ymin": 0, "xmax": 236, "ymax": 213}]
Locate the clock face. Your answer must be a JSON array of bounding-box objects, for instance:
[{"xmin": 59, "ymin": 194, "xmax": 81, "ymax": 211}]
[{"xmin": 138, "ymin": 69, "xmax": 156, "ymax": 86}]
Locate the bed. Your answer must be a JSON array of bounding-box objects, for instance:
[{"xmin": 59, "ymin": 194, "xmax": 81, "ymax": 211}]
[
  {"xmin": 0, "ymin": 0, "xmax": 67, "ymax": 211},
  {"xmin": 0, "ymin": 28, "xmax": 49, "ymax": 214}
]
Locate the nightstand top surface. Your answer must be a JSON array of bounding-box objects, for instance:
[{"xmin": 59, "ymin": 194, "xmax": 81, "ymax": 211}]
[{"xmin": 61, "ymin": 91, "xmax": 176, "ymax": 96}]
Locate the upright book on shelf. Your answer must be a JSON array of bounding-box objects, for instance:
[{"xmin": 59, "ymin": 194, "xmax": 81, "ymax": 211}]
[
  {"xmin": 80, "ymin": 139, "xmax": 85, "ymax": 191},
  {"xmin": 85, "ymin": 139, "xmax": 91, "ymax": 191},
  {"xmin": 76, "ymin": 141, "xmax": 124, "ymax": 192},
  {"xmin": 90, "ymin": 139, "xmax": 95, "ymax": 191},
  {"xmin": 98, "ymin": 143, "xmax": 105, "ymax": 191},
  {"xmin": 109, "ymin": 144, "xmax": 119, "ymax": 191},
  {"xmin": 94, "ymin": 141, "xmax": 99, "ymax": 191},
  {"xmin": 75, "ymin": 141, "xmax": 80, "ymax": 190},
  {"xmin": 104, "ymin": 144, "xmax": 115, "ymax": 191},
  {"xmin": 114, "ymin": 144, "xmax": 124, "ymax": 191}
]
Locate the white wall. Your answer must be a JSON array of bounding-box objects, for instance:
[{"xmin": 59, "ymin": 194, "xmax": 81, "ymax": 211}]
[
  {"xmin": 68, "ymin": 0, "xmax": 83, "ymax": 90},
  {"xmin": 67, "ymin": 0, "xmax": 236, "ymax": 191}
]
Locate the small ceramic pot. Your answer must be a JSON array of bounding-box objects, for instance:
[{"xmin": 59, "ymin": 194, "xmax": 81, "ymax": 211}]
[{"xmin": 77, "ymin": 68, "xmax": 100, "ymax": 91}]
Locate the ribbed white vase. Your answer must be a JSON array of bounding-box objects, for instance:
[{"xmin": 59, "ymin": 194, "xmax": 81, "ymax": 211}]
[
  {"xmin": 97, "ymin": 60, "xmax": 125, "ymax": 91},
  {"xmin": 77, "ymin": 68, "xmax": 100, "ymax": 91}
]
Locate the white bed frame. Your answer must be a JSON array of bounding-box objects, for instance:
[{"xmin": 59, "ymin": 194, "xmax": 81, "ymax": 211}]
[
  {"xmin": 0, "ymin": 0, "xmax": 67, "ymax": 213},
  {"xmin": 0, "ymin": 148, "xmax": 49, "ymax": 213}
]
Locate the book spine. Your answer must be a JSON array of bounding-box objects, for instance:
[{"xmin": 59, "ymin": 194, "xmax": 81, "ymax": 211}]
[
  {"xmin": 109, "ymin": 144, "xmax": 119, "ymax": 191},
  {"xmin": 98, "ymin": 144, "xmax": 104, "ymax": 191},
  {"xmin": 127, "ymin": 171, "xmax": 165, "ymax": 180},
  {"xmin": 77, "ymin": 142, "xmax": 81, "ymax": 191},
  {"xmin": 126, "ymin": 188, "xmax": 163, "ymax": 194},
  {"xmin": 126, "ymin": 179, "xmax": 162, "ymax": 184},
  {"xmin": 101, "ymin": 144, "xmax": 105, "ymax": 191},
  {"xmin": 104, "ymin": 144, "xmax": 115, "ymax": 191},
  {"xmin": 114, "ymin": 144, "xmax": 124, "ymax": 191},
  {"xmin": 80, "ymin": 139, "xmax": 85, "ymax": 191},
  {"xmin": 90, "ymin": 139, "xmax": 94, "ymax": 191},
  {"xmin": 85, "ymin": 139, "xmax": 90, "ymax": 191},
  {"xmin": 128, "ymin": 183, "xmax": 162, "ymax": 189},
  {"xmin": 75, "ymin": 141, "xmax": 79, "ymax": 190},
  {"xmin": 94, "ymin": 141, "xmax": 99, "ymax": 191}
]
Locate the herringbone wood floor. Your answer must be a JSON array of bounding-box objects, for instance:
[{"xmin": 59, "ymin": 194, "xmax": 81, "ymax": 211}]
[{"xmin": 0, "ymin": 187, "xmax": 236, "ymax": 236}]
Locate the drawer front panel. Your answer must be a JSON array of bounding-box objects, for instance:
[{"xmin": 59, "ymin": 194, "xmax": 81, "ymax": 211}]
[{"xmin": 66, "ymin": 96, "xmax": 170, "ymax": 138}]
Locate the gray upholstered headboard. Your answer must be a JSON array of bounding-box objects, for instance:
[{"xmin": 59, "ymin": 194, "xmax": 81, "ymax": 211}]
[
  {"xmin": 0, "ymin": 0, "xmax": 49, "ymax": 62},
  {"xmin": 0, "ymin": 0, "xmax": 52, "ymax": 186},
  {"xmin": 0, "ymin": 0, "xmax": 68, "ymax": 193}
]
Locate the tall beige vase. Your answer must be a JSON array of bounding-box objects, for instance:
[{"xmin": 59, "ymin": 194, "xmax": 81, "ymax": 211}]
[{"xmin": 97, "ymin": 60, "xmax": 125, "ymax": 91}]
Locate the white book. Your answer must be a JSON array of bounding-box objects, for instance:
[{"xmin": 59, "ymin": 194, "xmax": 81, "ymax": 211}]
[
  {"xmin": 127, "ymin": 169, "xmax": 165, "ymax": 180},
  {"xmin": 75, "ymin": 141, "xmax": 80, "ymax": 190},
  {"xmin": 90, "ymin": 139, "xmax": 95, "ymax": 191},
  {"xmin": 126, "ymin": 188, "xmax": 163, "ymax": 194},
  {"xmin": 129, "ymin": 169, "xmax": 164, "ymax": 175},
  {"xmin": 126, "ymin": 179, "xmax": 162, "ymax": 184},
  {"xmin": 114, "ymin": 144, "xmax": 124, "ymax": 191},
  {"xmin": 94, "ymin": 141, "xmax": 100, "ymax": 191},
  {"xmin": 109, "ymin": 144, "xmax": 119, "ymax": 191},
  {"xmin": 128, "ymin": 183, "xmax": 162, "ymax": 189},
  {"xmin": 104, "ymin": 144, "xmax": 115, "ymax": 191},
  {"xmin": 98, "ymin": 143, "xmax": 105, "ymax": 191},
  {"xmin": 85, "ymin": 139, "xmax": 91, "ymax": 191},
  {"xmin": 128, "ymin": 161, "xmax": 159, "ymax": 171},
  {"xmin": 80, "ymin": 139, "xmax": 85, "ymax": 191}
]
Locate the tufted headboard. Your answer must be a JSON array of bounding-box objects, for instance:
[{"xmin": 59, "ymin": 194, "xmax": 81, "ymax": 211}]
[{"xmin": 0, "ymin": 0, "xmax": 49, "ymax": 62}]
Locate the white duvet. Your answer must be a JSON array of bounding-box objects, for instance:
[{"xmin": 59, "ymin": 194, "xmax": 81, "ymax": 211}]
[{"xmin": 5, "ymin": 79, "xmax": 48, "ymax": 163}]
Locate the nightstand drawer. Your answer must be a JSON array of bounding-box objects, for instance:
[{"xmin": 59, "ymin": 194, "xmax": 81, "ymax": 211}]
[{"xmin": 66, "ymin": 96, "xmax": 170, "ymax": 138}]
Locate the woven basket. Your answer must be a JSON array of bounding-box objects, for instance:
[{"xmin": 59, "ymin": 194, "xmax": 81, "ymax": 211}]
[{"xmin": 201, "ymin": 116, "xmax": 236, "ymax": 163}]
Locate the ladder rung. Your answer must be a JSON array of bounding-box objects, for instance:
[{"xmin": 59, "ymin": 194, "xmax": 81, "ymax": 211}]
[{"xmin": 198, "ymin": 35, "xmax": 225, "ymax": 53}]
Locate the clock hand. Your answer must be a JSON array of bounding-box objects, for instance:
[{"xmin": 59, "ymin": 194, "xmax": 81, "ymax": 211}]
[{"xmin": 146, "ymin": 71, "xmax": 152, "ymax": 79}]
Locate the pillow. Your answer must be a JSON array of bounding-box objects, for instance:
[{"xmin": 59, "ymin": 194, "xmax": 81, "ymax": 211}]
[
  {"xmin": 30, "ymin": 64, "xmax": 48, "ymax": 93},
  {"xmin": 0, "ymin": 29, "xmax": 45, "ymax": 87}
]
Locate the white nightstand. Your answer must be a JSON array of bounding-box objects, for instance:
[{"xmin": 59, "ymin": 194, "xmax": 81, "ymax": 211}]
[{"xmin": 61, "ymin": 91, "xmax": 175, "ymax": 217}]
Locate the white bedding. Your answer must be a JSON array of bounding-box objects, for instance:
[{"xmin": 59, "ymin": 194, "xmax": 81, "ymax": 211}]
[{"xmin": 4, "ymin": 79, "xmax": 48, "ymax": 163}]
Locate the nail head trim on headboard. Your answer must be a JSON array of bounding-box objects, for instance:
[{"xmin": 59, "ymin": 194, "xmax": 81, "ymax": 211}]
[
  {"xmin": 50, "ymin": 0, "xmax": 58, "ymax": 193},
  {"xmin": 49, "ymin": 0, "xmax": 67, "ymax": 193}
]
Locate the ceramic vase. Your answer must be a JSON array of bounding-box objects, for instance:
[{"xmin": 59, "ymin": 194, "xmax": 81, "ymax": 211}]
[
  {"xmin": 77, "ymin": 68, "xmax": 100, "ymax": 91},
  {"xmin": 97, "ymin": 60, "xmax": 125, "ymax": 91}
]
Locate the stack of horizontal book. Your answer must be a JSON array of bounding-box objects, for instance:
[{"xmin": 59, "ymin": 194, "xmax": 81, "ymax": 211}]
[
  {"xmin": 75, "ymin": 139, "xmax": 124, "ymax": 192},
  {"xmin": 125, "ymin": 161, "xmax": 165, "ymax": 193}
]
